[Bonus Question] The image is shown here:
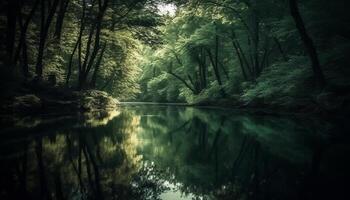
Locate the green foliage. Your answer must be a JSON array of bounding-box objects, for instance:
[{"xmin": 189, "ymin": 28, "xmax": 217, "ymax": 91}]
[
  {"xmin": 136, "ymin": 0, "xmax": 350, "ymax": 105},
  {"xmin": 241, "ymin": 56, "xmax": 312, "ymax": 103},
  {"xmin": 2, "ymin": 0, "xmax": 350, "ymax": 104}
]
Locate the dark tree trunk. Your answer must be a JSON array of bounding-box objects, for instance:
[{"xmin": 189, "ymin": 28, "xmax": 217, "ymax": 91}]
[
  {"xmin": 289, "ymin": 0, "xmax": 326, "ymax": 87},
  {"xmin": 66, "ymin": 0, "xmax": 86, "ymax": 86},
  {"xmin": 90, "ymin": 42, "xmax": 107, "ymax": 87},
  {"xmin": 6, "ymin": 0, "xmax": 19, "ymax": 69},
  {"xmin": 194, "ymin": 48, "xmax": 207, "ymax": 90},
  {"xmin": 207, "ymin": 45, "xmax": 226, "ymax": 97},
  {"xmin": 234, "ymin": 34, "xmax": 253, "ymax": 78},
  {"xmin": 168, "ymin": 62, "xmax": 197, "ymax": 94},
  {"xmin": 232, "ymin": 39, "xmax": 248, "ymax": 81},
  {"xmin": 214, "ymin": 32, "xmax": 223, "ymax": 86},
  {"xmin": 15, "ymin": 0, "xmax": 40, "ymax": 77},
  {"xmin": 79, "ymin": 0, "xmax": 109, "ymax": 90},
  {"xmin": 207, "ymin": 49, "xmax": 221, "ymax": 85},
  {"xmin": 66, "ymin": 41, "xmax": 78, "ymax": 86},
  {"xmin": 35, "ymin": 0, "xmax": 60, "ymax": 77},
  {"xmin": 252, "ymin": 7, "xmax": 260, "ymax": 78},
  {"xmin": 54, "ymin": 0, "xmax": 70, "ymax": 41}
]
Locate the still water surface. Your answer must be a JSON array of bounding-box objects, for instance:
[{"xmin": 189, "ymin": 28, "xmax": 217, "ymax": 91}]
[{"xmin": 0, "ymin": 105, "xmax": 349, "ymax": 200}]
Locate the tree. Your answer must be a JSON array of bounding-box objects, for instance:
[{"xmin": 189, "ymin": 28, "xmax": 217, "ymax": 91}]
[
  {"xmin": 289, "ymin": 0, "xmax": 326, "ymax": 87},
  {"xmin": 35, "ymin": 0, "xmax": 60, "ymax": 77}
]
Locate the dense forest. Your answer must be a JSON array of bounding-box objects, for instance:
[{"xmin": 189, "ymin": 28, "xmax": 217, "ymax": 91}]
[
  {"xmin": 1, "ymin": 1, "xmax": 350, "ymax": 200},
  {"xmin": 1, "ymin": 0, "xmax": 350, "ymax": 111}
]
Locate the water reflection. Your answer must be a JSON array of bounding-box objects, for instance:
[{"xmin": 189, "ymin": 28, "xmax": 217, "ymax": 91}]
[{"xmin": 0, "ymin": 105, "xmax": 349, "ymax": 200}]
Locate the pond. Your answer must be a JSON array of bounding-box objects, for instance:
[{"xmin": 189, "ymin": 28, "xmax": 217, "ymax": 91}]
[{"xmin": 0, "ymin": 104, "xmax": 349, "ymax": 200}]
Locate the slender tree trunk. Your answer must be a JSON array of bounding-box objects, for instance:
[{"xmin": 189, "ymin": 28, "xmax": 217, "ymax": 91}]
[
  {"xmin": 66, "ymin": 41, "xmax": 78, "ymax": 86},
  {"xmin": 35, "ymin": 0, "xmax": 46, "ymax": 77},
  {"xmin": 231, "ymin": 36, "xmax": 248, "ymax": 81},
  {"xmin": 207, "ymin": 49, "xmax": 226, "ymax": 97},
  {"xmin": 167, "ymin": 62, "xmax": 196, "ymax": 94},
  {"xmin": 90, "ymin": 42, "xmax": 107, "ymax": 87},
  {"xmin": 194, "ymin": 48, "xmax": 207, "ymax": 90},
  {"xmin": 66, "ymin": 0, "xmax": 86, "ymax": 86},
  {"xmin": 252, "ymin": 9, "xmax": 260, "ymax": 78},
  {"xmin": 207, "ymin": 49, "xmax": 222, "ymax": 85},
  {"xmin": 6, "ymin": 0, "xmax": 19, "ymax": 71},
  {"xmin": 201, "ymin": 50, "xmax": 207, "ymax": 88},
  {"xmin": 214, "ymin": 30, "xmax": 223, "ymax": 86},
  {"xmin": 54, "ymin": 0, "xmax": 70, "ymax": 41},
  {"xmin": 35, "ymin": 0, "xmax": 60, "ymax": 77},
  {"xmin": 236, "ymin": 39, "xmax": 252, "ymax": 76},
  {"xmin": 81, "ymin": 25, "xmax": 94, "ymax": 73},
  {"xmin": 289, "ymin": 0, "xmax": 326, "ymax": 87},
  {"xmin": 79, "ymin": 25, "xmax": 95, "ymax": 89},
  {"xmin": 15, "ymin": 0, "xmax": 40, "ymax": 77},
  {"xmin": 80, "ymin": 0, "xmax": 109, "ymax": 89}
]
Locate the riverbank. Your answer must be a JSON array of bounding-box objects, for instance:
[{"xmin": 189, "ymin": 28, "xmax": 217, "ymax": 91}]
[
  {"xmin": 2, "ymin": 80, "xmax": 349, "ymax": 122},
  {"xmin": 126, "ymin": 91, "xmax": 350, "ymax": 117},
  {"xmin": 0, "ymin": 81, "xmax": 119, "ymax": 119},
  {"xmin": 193, "ymin": 92, "xmax": 350, "ymax": 116}
]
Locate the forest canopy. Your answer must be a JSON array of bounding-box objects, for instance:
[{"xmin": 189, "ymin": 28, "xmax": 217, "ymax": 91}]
[{"xmin": 1, "ymin": 0, "xmax": 350, "ymax": 106}]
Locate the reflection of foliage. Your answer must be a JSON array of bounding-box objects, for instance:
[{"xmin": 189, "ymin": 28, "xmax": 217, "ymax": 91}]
[
  {"xmin": 129, "ymin": 106, "xmax": 326, "ymax": 199},
  {"xmin": 0, "ymin": 111, "xmax": 144, "ymax": 200},
  {"xmin": 0, "ymin": 105, "xmax": 333, "ymax": 200},
  {"xmin": 129, "ymin": 162, "xmax": 170, "ymax": 200}
]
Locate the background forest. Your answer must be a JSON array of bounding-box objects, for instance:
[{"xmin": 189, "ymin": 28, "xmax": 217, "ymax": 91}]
[{"xmin": 1, "ymin": 0, "xmax": 350, "ymax": 110}]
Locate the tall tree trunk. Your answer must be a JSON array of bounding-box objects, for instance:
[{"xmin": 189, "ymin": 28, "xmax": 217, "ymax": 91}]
[
  {"xmin": 15, "ymin": 0, "xmax": 40, "ymax": 77},
  {"xmin": 214, "ymin": 30, "xmax": 222, "ymax": 86},
  {"xmin": 207, "ymin": 43, "xmax": 226, "ymax": 97},
  {"xmin": 90, "ymin": 42, "xmax": 107, "ymax": 88},
  {"xmin": 79, "ymin": 0, "xmax": 109, "ymax": 90},
  {"xmin": 194, "ymin": 48, "xmax": 207, "ymax": 90},
  {"xmin": 207, "ymin": 49, "xmax": 220, "ymax": 85},
  {"xmin": 233, "ymin": 34, "xmax": 253, "ymax": 77},
  {"xmin": 289, "ymin": 0, "xmax": 326, "ymax": 87},
  {"xmin": 6, "ymin": 0, "xmax": 19, "ymax": 71},
  {"xmin": 232, "ymin": 39, "xmax": 248, "ymax": 81},
  {"xmin": 66, "ymin": 0, "xmax": 86, "ymax": 86},
  {"xmin": 167, "ymin": 63, "xmax": 197, "ymax": 94},
  {"xmin": 252, "ymin": 4, "xmax": 260, "ymax": 78},
  {"xmin": 35, "ymin": 0, "xmax": 60, "ymax": 78},
  {"xmin": 54, "ymin": 0, "xmax": 70, "ymax": 41}
]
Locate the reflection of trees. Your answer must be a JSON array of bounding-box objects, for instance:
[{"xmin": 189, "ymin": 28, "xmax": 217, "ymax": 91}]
[
  {"xmin": 0, "ymin": 106, "xmax": 342, "ymax": 200},
  {"xmin": 0, "ymin": 111, "xmax": 147, "ymax": 200},
  {"xmin": 135, "ymin": 107, "xmax": 323, "ymax": 200}
]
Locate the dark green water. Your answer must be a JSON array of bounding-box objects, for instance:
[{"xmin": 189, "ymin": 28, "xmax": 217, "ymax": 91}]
[{"xmin": 0, "ymin": 105, "xmax": 349, "ymax": 200}]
